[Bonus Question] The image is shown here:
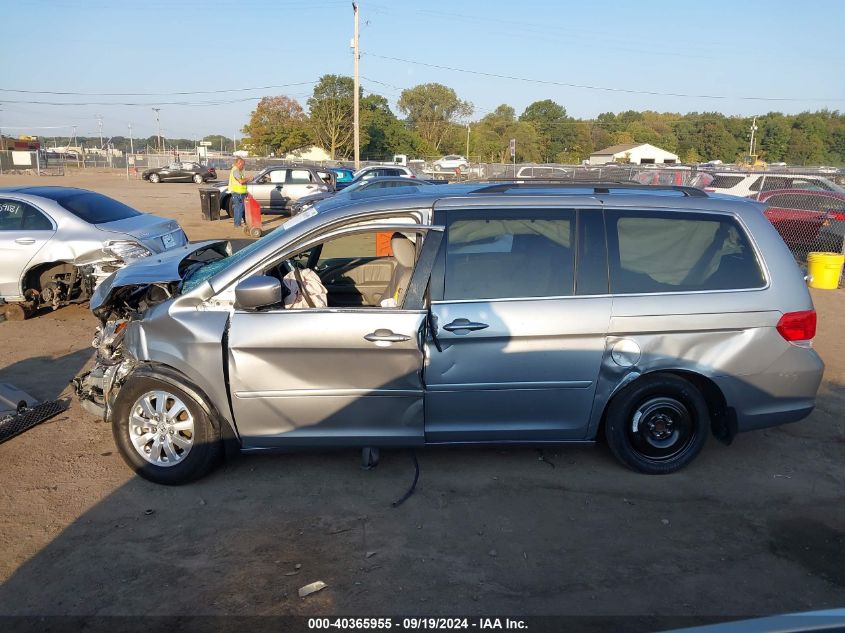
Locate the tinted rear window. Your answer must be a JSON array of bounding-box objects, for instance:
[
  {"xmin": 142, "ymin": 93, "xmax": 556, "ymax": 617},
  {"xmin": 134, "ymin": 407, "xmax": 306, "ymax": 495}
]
[
  {"xmin": 709, "ymin": 175, "xmax": 745, "ymax": 189},
  {"xmin": 53, "ymin": 191, "xmax": 141, "ymax": 224},
  {"xmin": 606, "ymin": 210, "xmax": 765, "ymax": 293}
]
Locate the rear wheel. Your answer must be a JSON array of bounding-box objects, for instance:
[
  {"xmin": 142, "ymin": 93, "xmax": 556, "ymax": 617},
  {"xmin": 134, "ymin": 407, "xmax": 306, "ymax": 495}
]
[
  {"xmin": 112, "ymin": 376, "xmax": 222, "ymax": 484},
  {"xmin": 604, "ymin": 374, "xmax": 709, "ymax": 474},
  {"xmin": 149, "ymin": 173, "xmax": 161, "ymax": 183},
  {"xmin": 193, "ymin": 174, "xmax": 204, "ymax": 184}
]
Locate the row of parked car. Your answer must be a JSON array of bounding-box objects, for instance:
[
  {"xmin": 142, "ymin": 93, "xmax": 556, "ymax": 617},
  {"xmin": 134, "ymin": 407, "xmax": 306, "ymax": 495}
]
[{"xmin": 208, "ymin": 163, "xmax": 443, "ymax": 217}]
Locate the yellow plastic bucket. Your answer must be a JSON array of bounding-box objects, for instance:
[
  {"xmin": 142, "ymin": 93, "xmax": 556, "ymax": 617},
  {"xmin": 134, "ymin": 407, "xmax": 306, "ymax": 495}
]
[{"xmin": 807, "ymin": 252, "xmax": 844, "ymax": 290}]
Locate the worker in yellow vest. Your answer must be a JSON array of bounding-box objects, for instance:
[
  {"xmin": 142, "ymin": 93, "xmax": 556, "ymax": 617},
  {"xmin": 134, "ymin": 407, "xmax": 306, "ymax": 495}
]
[{"xmin": 228, "ymin": 157, "xmax": 249, "ymax": 231}]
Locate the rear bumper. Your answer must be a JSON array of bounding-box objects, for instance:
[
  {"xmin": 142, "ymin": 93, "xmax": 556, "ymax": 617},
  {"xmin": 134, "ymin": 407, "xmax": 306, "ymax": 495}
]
[{"xmin": 713, "ymin": 344, "xmax": 824, "ymax": 433}]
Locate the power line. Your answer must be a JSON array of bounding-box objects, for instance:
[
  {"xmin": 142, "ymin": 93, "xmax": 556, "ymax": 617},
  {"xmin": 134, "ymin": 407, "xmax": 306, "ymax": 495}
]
[
  {"xmin": 0, "ymin": 95, "xmax": 277, "ymax": 107},
  {"xmin": 363, "ymin": 52, "xmax": 845, "ymax": 103},
  {"xmin": 0, "ymin": 81, "xmax": 317, "ymax": 98}
]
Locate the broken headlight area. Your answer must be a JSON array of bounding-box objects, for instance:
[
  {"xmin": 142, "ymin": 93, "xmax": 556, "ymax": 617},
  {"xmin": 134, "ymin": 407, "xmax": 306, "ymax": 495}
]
[
  {"xmin": 92, "ymin": 282, "xmax": 176, "ymax": 322},
  {"xmin": 76, "ymin": 283, "xmax": 175, "ymax": 418}
]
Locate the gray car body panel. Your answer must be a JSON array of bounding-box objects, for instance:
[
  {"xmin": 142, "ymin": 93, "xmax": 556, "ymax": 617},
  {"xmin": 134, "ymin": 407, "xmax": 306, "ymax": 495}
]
[
  {"xmin": 0, "ymin": 187, "xmax": 187, "ymax": 301},
  {"xmin": 91, "ymin": 185, "xmax": 824, "ymax": 447}
]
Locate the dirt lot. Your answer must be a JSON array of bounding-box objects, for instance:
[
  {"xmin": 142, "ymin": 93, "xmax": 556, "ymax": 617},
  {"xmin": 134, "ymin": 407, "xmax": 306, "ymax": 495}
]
[{"xmin": 1, "ymin": 171, "xmax": 845, "ymax": 627}]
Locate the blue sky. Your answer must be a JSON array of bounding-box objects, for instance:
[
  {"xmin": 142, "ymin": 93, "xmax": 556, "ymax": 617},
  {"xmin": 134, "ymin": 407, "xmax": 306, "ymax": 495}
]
[{"xmin": 1, "ymin": 0, "xmax": 843, "ymax": 142}]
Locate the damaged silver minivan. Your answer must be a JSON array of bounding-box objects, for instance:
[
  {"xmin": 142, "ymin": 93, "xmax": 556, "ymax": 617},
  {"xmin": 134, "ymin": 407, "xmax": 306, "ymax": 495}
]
[{"xmin": 74, "ymin": 183, "xmax": 824, "ymax": 484}]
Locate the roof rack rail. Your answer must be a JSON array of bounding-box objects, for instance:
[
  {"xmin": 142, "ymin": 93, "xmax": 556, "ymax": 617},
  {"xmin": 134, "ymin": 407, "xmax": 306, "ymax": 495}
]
[{"xmin": 473, "ymin": 181, "xmax": 708, "ymax": 198}]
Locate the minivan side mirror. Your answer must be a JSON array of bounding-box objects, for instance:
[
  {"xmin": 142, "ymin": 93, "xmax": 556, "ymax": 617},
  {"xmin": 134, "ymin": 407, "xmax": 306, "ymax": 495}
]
[{"xmin": 235, "ymin": 276, "xmax": 281, "ymax": 310}]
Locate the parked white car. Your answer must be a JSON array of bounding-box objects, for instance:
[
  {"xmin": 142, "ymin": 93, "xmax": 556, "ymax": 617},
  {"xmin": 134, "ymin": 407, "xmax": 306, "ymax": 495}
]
[
  {"xmin": 0, "ymin": 186, "xmax": 190, "ymax": 319},
  {"xmin": 704, "ymin": 172, "xmax": 842, "ymax": 197},
  {"xmin": 433, "ymin": 155, "xmax": 469, "ymax": 171},
  {"xmin": 352, "ymin": 165, "xmax": 416, "ymax": 181}
]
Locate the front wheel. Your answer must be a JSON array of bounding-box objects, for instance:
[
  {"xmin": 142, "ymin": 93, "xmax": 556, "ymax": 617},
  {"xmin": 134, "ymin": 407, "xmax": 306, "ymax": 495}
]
[
  {"xmin": 149, "ymin": 173, "xmax": 161, "ymax": 183},
  {"xmin": 193, "ymin": 174, "xmax": 204, "ymax": 184},
  {"xmin": 112, "ymin": 376, "xmax": 222, "ymax": 484},
  {"xmin": 604, "ymin": 374, "xmax": 709, "ymax": 474}
]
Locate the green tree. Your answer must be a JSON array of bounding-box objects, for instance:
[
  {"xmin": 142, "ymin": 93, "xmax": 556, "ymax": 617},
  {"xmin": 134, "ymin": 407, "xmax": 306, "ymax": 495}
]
[
  {"xmin": 472, "ymin": 104, "xmax": 540, "ymax": 163},
  {"xmin": 308, "ymin": 75, "xmax": 355, "ymax": 160},
  {"xmin": 519, "ymin": 99, "xmax": 574, "ymax": 162},
  {"xmin": 360, "ymin": 94, "xmax": 425, "ymax": 160},
  {"xmin": 397, "ymin": 83, "xmax": 473, "ymax": 154},
  {"xmin": 241, "ymin": 96, "xmax": 310, "ymax": 156},
  {"xmin": 758, "ymin": 114, "xmax": 791, "ymax": 161}
]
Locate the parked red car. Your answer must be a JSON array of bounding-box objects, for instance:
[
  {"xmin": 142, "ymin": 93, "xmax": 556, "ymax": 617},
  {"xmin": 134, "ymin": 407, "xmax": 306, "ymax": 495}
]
[{"xmin": 749, "ymin": 189, "xmax": 845, "ymax": 253}]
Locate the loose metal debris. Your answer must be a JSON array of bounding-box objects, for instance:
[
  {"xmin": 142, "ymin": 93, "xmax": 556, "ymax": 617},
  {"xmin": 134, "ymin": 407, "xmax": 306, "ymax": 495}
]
[{"xmin": 298, "ymin": 581, "xmax": 327, "ymax": 598}]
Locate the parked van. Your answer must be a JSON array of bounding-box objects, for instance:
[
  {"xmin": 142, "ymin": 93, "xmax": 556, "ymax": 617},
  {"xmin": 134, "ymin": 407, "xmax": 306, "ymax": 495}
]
[
  {"xmin": 705, "ymin": 172, "xmax": 841, "ymax": 197},
  {"xmin": 75, "ymin": 183, "xmax": 823, "ymax": 484}
]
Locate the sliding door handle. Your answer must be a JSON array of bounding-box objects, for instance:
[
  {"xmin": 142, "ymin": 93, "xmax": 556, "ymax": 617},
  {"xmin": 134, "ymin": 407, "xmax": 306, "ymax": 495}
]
[{"xmin": 442, "ymin": 319, "xmax": 489, "ymax": 333}]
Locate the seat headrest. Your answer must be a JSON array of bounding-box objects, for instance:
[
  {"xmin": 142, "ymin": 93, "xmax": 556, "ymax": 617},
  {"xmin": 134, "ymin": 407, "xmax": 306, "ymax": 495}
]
[{"xmin": 391, "ymin": 232, "xmax": 416, "ymax": 267}]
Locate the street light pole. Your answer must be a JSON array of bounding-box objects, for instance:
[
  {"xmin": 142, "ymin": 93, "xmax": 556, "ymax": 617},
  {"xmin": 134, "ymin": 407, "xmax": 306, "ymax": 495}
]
[
  {"xmin": 128, "ymin": 123, "xmax": 134, "ymax": 155},
  {"xmin": 352, "ymin": 1, "xmax": 360, "ymax": 170},
  {"xmin": 749, "ymin": 116, "xmax": 758, "ymax": 157}
]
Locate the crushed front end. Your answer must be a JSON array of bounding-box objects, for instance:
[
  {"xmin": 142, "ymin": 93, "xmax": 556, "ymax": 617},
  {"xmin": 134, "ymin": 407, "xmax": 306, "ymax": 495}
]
[{"xmin": 73, "ymin": 283, "xmax": 177, "ymax": 421}]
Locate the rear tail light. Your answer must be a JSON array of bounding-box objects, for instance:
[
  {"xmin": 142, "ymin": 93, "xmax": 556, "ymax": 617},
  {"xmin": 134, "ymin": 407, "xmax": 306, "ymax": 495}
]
[
  {"xmin": 830, "ymin": 211, "xmax": 845, "ymax": 221},
  {"xmin": 704, "ymin": 188, "xmax": 715, "ymax": 192},
  {"xmin": 776, "ymin": 310, "xmax": 817, "ymax": 342}
]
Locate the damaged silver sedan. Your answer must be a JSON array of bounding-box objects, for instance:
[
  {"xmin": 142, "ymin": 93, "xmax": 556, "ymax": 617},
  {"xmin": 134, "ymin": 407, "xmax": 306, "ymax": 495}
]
[
  {"xmin": 74, "ymin": 183, "xmax": 824, "ymax": 485},
  {"xmin": 0, "ymin": 186, "xmax": 187, "ymax": 319}
]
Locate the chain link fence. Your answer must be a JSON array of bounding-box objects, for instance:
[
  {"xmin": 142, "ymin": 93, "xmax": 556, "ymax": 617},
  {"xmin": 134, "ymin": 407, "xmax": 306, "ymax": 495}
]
[{"xmin": 3, "ymin": 149, "xmax": 842, "ymax": 285}]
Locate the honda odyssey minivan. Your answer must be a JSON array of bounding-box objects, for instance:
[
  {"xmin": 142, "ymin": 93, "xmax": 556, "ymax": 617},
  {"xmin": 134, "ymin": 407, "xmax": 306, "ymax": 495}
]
[{"xmin": 75, "ymin": 183, "xmax": 824, "ymax": 484}]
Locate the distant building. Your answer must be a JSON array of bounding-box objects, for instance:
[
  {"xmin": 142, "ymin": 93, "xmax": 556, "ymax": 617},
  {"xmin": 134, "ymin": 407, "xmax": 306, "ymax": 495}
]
[
  {"xmin": 279, "ymin": 145, "xmax": 333, "ymax": 162},
  {"xmin": 589, "ymin": 143, "xmax": 678, "ymax": 166}
]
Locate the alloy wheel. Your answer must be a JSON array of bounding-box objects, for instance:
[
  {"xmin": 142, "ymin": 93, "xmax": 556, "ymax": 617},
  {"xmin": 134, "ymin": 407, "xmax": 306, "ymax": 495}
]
[{"xmin": 128, "ymin": 390, "xmax": 194, "ymax": 467}]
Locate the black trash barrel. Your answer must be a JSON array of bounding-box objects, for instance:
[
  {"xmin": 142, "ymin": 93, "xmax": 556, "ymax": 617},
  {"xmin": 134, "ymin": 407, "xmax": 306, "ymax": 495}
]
[{"xmin": 199, "ymin": 188, "xmax": 221, "ymax": 221}]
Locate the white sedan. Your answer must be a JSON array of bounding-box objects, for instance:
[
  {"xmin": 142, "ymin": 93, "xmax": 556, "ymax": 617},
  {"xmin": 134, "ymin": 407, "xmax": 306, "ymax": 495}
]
[{"xmin": 433, "ymin": 155, "xmax": 469, "ymax": 171}]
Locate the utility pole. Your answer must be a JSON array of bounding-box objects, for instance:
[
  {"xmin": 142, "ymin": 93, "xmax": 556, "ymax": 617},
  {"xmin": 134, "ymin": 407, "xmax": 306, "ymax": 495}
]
[
  {"xmin": 152, "ymin": 107, "xmax": 162, "ymax": 153},
  {"xmin": 749, "ymin": 116, "xmax": 758, "ymax": 158},
  {"xmin": 128, "ymin": 123, "xmax": 134, "ymax": 155},
  {"xmin": 352, "ymin": 1, "xmax": 360, "ymax": 170},
  {"xmin": 96, "ymin": 114, "xmax": 104, "ymax": 149},
  {"xmin": 466, "ymin": 124, "xmax": 471, "ymax": 161}
]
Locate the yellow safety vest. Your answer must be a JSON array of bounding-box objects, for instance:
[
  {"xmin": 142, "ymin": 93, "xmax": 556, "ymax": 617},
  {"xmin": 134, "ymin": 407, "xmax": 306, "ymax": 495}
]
[{"xmin": 229, "ymin": 166, "xmax": 247, "ymax": 194}]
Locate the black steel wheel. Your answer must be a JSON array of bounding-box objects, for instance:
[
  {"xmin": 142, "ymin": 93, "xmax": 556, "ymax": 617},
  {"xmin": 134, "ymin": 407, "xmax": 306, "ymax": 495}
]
[{"xmin": 604, "ymin": 374, "xmax": 709, "ymax": 474}]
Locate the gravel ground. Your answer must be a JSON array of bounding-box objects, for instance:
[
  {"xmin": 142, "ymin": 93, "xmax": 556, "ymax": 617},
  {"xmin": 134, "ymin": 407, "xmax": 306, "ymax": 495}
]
[{"xmin": 1, "ymin": 171, "xmax": 844, "ymax": 627}]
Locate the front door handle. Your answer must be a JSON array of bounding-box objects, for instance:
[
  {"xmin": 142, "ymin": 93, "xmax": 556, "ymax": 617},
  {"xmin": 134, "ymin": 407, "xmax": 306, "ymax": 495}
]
[
  {"xmin": 364, "ymin": 329, "xmax": 411, "ymax": 343},
  {"xmin": 15, "ymin": 238, "xmax": 36, "ymax": 245},
  {"xmin": 442, "ymin": 318, "xmax": 489, "ymax": 333}
]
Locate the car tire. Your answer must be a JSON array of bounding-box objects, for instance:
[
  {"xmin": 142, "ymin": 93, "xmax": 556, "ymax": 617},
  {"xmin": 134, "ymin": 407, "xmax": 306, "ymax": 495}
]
[
  {"xmin": 149, "ymin": 173, "xmax": 161, "ymax": 183},
  {"xmin": 193, "ymin": 174, "xmax": 204, "ymax": 184},
  {"xmin": 111, "ymin": 375, "xmax": 222, "ymax": 485},
  {"xmin": 604, "ymin": 373, "xmax": 709, "ymax": 475}
]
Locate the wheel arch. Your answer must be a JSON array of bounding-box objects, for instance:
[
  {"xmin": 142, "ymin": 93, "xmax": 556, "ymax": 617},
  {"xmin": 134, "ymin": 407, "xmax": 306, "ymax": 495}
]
[
  {"xmin": 22, "ymin": 260, "xmax": 77, "ymax": 294},
  {"xmin": 598, "ymin": 369, "xmax": 735, "ymax": 445},
  {"xmin": 122, "ymin": 361, "xmax": 240, "ymax": 459}
]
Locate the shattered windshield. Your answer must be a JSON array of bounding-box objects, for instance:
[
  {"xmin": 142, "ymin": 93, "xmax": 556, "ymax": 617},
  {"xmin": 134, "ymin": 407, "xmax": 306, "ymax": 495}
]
[
  {"xmin": 182, "ymin": 229, "xmax": 279, "ymax": 292},
  {"xmin": 182, "ymin": 208, "xmax": 319, "ymax": 292}
]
